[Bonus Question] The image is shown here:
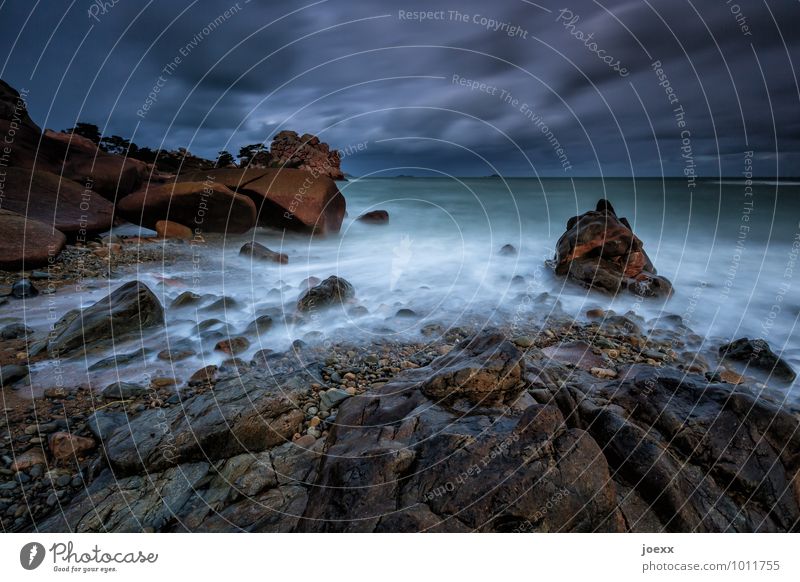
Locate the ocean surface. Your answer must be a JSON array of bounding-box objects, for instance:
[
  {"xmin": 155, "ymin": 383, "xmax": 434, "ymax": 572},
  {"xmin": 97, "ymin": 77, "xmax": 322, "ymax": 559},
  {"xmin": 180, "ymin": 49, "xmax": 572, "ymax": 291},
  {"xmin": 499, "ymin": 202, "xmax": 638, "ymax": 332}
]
[{"xmin": 14, "ymin": 177, "xmax": 800, "ymax": 405}]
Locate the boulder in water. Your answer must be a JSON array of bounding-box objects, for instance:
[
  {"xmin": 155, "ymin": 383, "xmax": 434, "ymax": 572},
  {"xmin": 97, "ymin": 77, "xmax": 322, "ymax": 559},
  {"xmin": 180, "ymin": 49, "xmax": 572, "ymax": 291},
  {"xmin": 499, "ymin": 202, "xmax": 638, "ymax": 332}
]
[
  {"xmin": 239, "ymin": 241, "xmax": 288, "ymax": 264},
  {"xmin": 357, "ymin": 210, "xmax": 389, "ymax": 224},
  {"xmin": 48, "ymin": 281, "xmax": 164, "ymax": 357},
  {"xmin": 719, "ymin": 338, "xmax": 796, "ymax": 382},
  {"xmin": 297, "ymin": 276, "xmax": 354, "ymax": 312},
  {"xmin": 550, "ymin": 199, "xmax": 672, "ymax": 298}
]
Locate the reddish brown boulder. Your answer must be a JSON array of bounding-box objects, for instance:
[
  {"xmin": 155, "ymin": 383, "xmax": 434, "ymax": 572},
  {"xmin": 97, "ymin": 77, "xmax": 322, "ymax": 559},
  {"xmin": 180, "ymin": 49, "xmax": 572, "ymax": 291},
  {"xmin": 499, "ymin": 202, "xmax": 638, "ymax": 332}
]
[
  {"xmin": 550, "ymin": 199, "xmax": 672, "ymax": 298},
  {"xmin": 48, "ymin": 432, "xmax": 96, "ymax": 462},
  {"xmin": 179, "ymin": 168, "xmax": 345, "ymax": 235},
  {"xmin": 269, "ymin": 130, "xmax": 344, "ymax": 180},
  {"xmin": 0, "ymin": 209, "xmax": 66, "ymax": 270},
  {"xmin": 155, "ymin": 220, "xmax": 192, "ymax": 240},
  {"xmin": 1, "ymin": 167, "xmax": 114, "ymax": 235},
  {"xmin": 117, "ymin": 181, "xmax": 256, "ymax": 234}
]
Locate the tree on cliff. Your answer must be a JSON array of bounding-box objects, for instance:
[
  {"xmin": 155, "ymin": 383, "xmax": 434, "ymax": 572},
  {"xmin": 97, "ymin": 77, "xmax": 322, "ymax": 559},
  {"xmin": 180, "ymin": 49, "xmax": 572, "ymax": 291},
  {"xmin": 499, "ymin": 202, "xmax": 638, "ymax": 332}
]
[
  {"xmin": 63, "ymin": 122, "xmax": 101, "ymax": 144},
  {"xmin": 238, "ymin": 143, "xmax": 266, "ymax": 166},
  {"xmin": 216, "ymin": 150, "xmax": 235, "ymax": 167}
]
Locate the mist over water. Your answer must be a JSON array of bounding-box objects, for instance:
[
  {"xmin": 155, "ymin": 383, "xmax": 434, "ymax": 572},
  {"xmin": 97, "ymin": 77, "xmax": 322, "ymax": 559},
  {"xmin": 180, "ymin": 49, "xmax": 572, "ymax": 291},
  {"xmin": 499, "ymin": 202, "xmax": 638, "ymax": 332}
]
[{"xmin": 15, "ymin": 177, "xmax": 800, "ymax": 404}]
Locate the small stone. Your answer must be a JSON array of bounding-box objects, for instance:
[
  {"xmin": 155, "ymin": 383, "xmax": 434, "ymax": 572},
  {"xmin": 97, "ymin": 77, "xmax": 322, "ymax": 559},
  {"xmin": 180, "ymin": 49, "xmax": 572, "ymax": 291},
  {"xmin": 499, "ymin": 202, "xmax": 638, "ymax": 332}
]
[
  {"xmin": 309, "ymin": 416, "xmax": 321, "ymax": 428},
  {"xmin": 294, "ymin": 434, "xmax": 317, "ymax": 448},
  {"xmin": 512, "ymin": 336, "xmax": 534, "ymax": 348},
  {"xmin": 590, "ymin": 367, "xmax": 617, "ymax": 379},
  {"xmin": 48, "ymin": 432, "xmax": 96, "ymax": 462},
  {"xmin": 215, "ymin": 336, "xmax": 250, "ymax": 355},
  {"xmin": 155, "ymin": 220, "xmax": 193, "ymax": 240},
  {"xmin": 10, "ymin": 448, "xmax": 46, "ymax": 472},
  {"xmin": 0, "ymin": 364, "xmax": 29, "ymax": 388},
  {"xmin": 320, "ymin": 388, "xmax": 351, "ymax": 410},
  {"xmin": 11, "ymin": 279, "xmax": 38, "ymax": 298},
  {"xmin": 102, "ymin": 382, "xmax": 147, "ymax": 400},
  {"xmin": 720, "ymin": 369, "xmax": 745, "ymax": 385}
]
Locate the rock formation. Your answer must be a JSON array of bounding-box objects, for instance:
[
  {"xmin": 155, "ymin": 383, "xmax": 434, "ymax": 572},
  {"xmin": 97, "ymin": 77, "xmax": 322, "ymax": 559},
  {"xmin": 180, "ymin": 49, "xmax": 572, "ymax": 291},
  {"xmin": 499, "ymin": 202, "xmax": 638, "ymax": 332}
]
[
  {"xmin": 550, "ymin": 199, "xmax": 672, "ymax": 298},
  {"xmin": 269, "ymin": 130, "xmax": 344, "ymax": 180}
]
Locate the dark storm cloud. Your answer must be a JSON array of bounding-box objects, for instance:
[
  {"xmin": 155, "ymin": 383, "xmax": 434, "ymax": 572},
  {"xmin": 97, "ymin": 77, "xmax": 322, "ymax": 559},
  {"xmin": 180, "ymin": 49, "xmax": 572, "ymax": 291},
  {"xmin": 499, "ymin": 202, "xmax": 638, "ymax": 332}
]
[{"xmin": 1, "ymin": 0, "xmax": 797, "ymax": 176}]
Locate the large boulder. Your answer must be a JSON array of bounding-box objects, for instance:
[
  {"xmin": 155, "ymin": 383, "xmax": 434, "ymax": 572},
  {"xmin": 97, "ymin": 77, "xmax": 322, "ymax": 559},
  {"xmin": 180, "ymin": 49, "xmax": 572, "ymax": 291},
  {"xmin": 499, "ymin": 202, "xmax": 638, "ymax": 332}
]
[
  {"xmin": 299, "ymin": 330, "xmax": 621, "ymax": 532},
  {"xmin": 47, "ymin": 281, "xmax": 164, "ymax": 357},
  {"xmin": 719, "ymin": 337, "xmax": 796, "ymax": 382},
  {"xmin": 103, "ymin": 367, "xmax": 310, "ymax": 475},
  {"xmin": 178, "ymin": 168, "xmax": 346, "ymax": 234},
  {"xmin": 117, "ymin": 180, "xmax": 256, "ymax": 234},
  {"xmin": 549, "ymin": 365, "xmax": 800, "ymax": 532},
  {"xmin": 269, "ymin": 130, "xmax": 344, "ymax": 180},
  {"xmin": 550, "ymin": 199, "xmax": 672, "ymax": 298},
  {"xmin": 297, "ymin": 276, "xmax": 354, "ymax": 312},
  {"xmin": 0, "ymin": 209, "xmax": 66, "ymax": 270},
  {"xmin": 0, "ymin": 167, "xmax": 114, "ymax": 235}
]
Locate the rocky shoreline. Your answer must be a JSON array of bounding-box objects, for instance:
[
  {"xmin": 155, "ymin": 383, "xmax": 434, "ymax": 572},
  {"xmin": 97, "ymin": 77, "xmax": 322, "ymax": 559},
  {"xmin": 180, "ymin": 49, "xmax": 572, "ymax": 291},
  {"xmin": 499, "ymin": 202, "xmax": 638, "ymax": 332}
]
[{"xmin": 1, "ymin": 274, "xmax": 798, "ymax": 532}]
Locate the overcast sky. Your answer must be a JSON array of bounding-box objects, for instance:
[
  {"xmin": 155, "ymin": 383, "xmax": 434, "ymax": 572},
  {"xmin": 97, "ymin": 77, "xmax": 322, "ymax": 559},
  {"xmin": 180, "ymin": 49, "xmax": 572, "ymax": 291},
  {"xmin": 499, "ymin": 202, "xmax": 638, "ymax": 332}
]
[{"xmin": 1, "ymin": 0, "xmax": 797, "ymax": 176}]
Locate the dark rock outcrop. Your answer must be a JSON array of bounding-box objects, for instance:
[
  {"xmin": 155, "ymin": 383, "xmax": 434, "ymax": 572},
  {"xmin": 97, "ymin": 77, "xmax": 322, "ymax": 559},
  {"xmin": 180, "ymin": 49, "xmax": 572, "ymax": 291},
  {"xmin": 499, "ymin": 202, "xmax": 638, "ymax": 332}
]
[
  {"xmin": 47, "ymin": 281, "xmax": 164, "ymax": 357},
  {"xmin": 719, "ymin": 337, "xmax": 796, "ymax": 382},
  {"xmin": 550, "ymin": 199, "xmax": 672, "ymax": 298},
  {"xmin": 239, "ymin": 241, "xmax": 288, "ymax": 264},
  {"xmin": 357, "ymin": 210, "xmax": 389, "ymax": 224},
  {"xmin": 297, "ymin": 276, "xmax": 354, "ymax": 312}
]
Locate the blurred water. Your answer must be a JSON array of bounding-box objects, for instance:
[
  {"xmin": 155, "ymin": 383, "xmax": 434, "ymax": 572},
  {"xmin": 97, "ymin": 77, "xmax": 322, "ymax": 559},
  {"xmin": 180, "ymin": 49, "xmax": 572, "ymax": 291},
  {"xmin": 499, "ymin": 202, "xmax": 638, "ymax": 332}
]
[{"xmin": 11, "ymin": 177, "xmax": 800, "ymax": 403}]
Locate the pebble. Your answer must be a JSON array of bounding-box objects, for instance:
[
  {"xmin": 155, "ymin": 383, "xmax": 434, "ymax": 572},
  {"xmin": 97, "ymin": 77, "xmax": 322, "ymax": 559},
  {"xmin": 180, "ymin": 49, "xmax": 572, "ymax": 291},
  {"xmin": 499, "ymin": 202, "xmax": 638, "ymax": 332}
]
[{"xmin": 590, "ymin": 367, "xmax": 618, "ymax": 379}]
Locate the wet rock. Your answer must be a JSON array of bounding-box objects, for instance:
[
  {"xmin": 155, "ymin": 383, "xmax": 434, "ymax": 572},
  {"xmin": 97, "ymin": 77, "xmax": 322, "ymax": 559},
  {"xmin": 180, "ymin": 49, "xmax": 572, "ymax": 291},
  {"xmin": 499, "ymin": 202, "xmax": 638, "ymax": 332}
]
[
  {"xmin": 0, "ymin": 364, "xmax": 29, "ymax": 388},
  {"xmin": 103, "ymin": 367, "xmax": 311, "ymax": 475},
  {"xmin": 188, "ymin": 365, "xmax": 218, "ymax": 387},
  {"xmin": 395, "ymin": 308, "xmax": 417, "ymax": 318},
  {"xmin": 550, "ymin": 199, "xmax": 672, "ymax": 298},
  {"xmin": 420, "ymin": 330, "xmax": 524, "ymax": 406},
  {"xmin": 0, "ymin": 322, "xmax": 33, "ymax": 340},
  {"xmin": 297, "ymin": 276, "xmax": 354, "ymax": 312},
  {"xmin": 48, "ymin": 281, "xmax": 164, "ymax": 357},
  {"xmin": 102, "ymin": 382, "xmax": 148, "ymax": 400},
  {"xmin": 499, "ymin": 244, "xmax": 517, "ymax": 256},
  {"xmin": 569, "ymin": 365, "xmax": 800, "ymax": 532},
  {"xmin": 718, "ymin": 338, "xmax": 796, "ymax": 382},
  {"xmin": 215, "ymin": 336, "xmax": 250, "ymax": 355},
  {"xmin": 48, "ymin": 433, "xmax": 96, "ymax": 462},
  {"xmin": 246, "ymin": 315, "xmax": 274, "ymax": 334},
  {"xmin": 11, "ymin": 278, "xmax": 39, "ymax": 299},
  {"xmin": 86, "ymin": 410, "xmax": 127, "ymax": 442},
  {"xmin": 319, "ymin": 388, "xmax": 350, "ymax": 411},
  {"xmin": 300, "ymin": 349, "xmax": 619, "ymax": 532},
  {"xmin": 239, "ymin": 241, "xmax": 288, "ymax": 264},
  {"xmin": 542, "ymin": 341, "xmax": 605, "ymax": 370},
  {"xmin": 357, "ymin": 210, "xmax": 389, "ymax": 224},
  {"xmin": 171, "ymin": 291, "xmax": 202, "ymax": 308}
]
